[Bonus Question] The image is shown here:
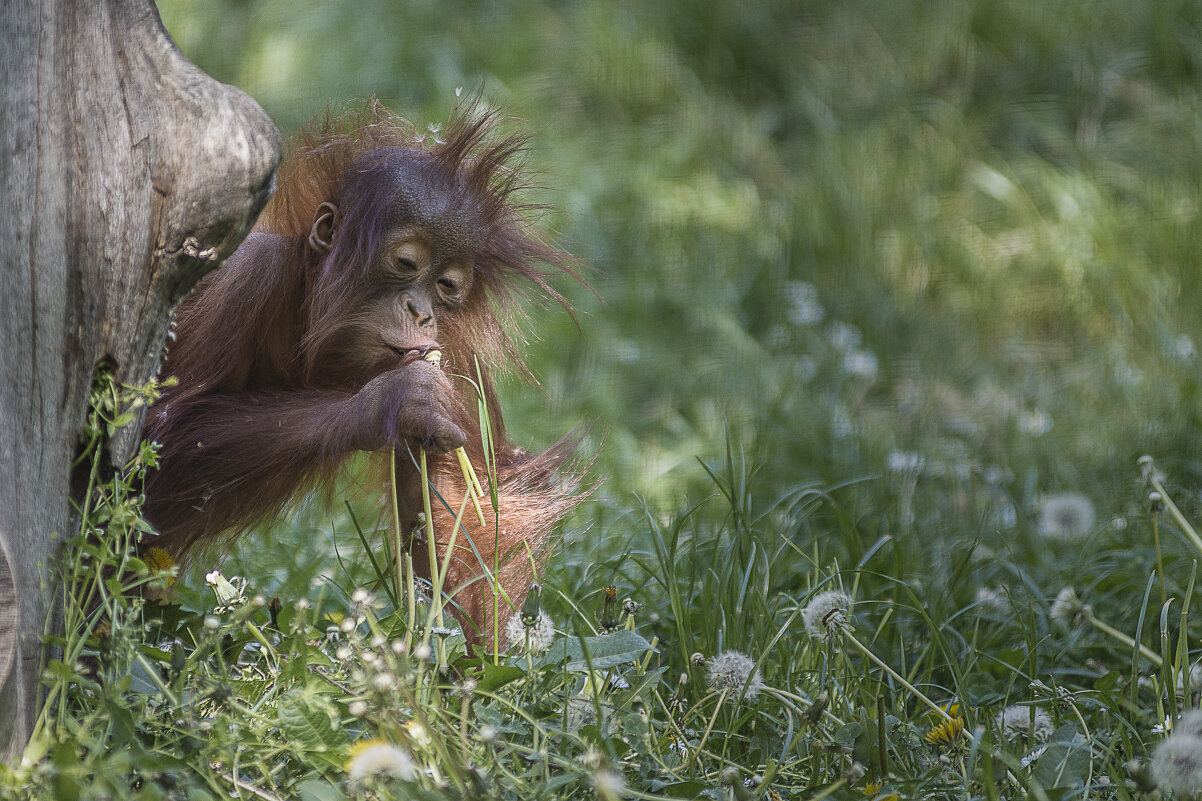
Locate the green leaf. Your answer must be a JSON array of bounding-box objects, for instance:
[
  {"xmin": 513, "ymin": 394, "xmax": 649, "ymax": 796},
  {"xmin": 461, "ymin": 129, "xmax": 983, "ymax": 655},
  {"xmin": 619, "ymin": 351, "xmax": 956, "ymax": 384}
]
[
  {"xmin": 476, "ymin": 661, "xmax": 525, "ymax": 692},
  {"xmin": 535, "ymin": 629, "xmax": 656, "ymax": 672},
  {"xmin": 277, "ymin": 688, "xmax": 349, "ymax": 754},
  {"xmin": 296, "ymin": 779, "xmax": 348, "ymax": 801}
]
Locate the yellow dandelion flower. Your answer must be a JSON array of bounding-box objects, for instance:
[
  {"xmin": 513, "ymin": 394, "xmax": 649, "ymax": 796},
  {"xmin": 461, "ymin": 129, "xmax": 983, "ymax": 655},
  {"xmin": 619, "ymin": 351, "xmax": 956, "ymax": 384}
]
[
  {"xmin": 143, "ymin": 547, "xmax": 176, "ymax": 585},
  {"xmin": 924, "ymin": 716, "xmax": 966, "ymax": 746},
  {"xmin": 861, "ymin": 779, "xmax": 884, "ymax": 795}
]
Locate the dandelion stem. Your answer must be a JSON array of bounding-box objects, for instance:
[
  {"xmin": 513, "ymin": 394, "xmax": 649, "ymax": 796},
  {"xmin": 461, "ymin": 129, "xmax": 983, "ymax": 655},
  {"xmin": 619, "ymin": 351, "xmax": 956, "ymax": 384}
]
[
  {"xmin": 845, "ymin": 631, "xmax": 961, "ymax": 731},
  {"xmin": 683, "ymin": 688, "xmax": 728, "ymax": 772},
  {"xmin": 877, "ymin": 694, "xmax": 888, "ymax": 778},
  {"xmin": 1088, "ymin": 616, "xmax": 1163, "ymax": 666},
  {"xmin": 134, "ymin": 652, "xmax": 180, "ymax": 707},
  {"xmin": 1150, "ymin": 476, "xmax": 1202, "ymax": 560},
  {"xmin": 1153, "ymin": 510, "xmax": 1168, "ymax": 608}
]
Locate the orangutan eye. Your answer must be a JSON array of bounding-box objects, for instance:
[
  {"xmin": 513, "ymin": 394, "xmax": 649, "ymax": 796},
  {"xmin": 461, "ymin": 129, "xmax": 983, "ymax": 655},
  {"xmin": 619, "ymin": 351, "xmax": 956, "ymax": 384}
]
[
  {"xmin": 438, "ymin": 277, "xmax": 459, "ymax": 295},
  {"xmin": 397, "ymin": 256, "xmax": 419, "ymax": 273}
]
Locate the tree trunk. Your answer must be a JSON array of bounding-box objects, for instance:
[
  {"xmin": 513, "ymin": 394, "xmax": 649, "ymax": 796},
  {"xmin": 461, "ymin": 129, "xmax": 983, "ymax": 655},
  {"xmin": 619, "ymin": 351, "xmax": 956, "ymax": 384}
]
[{"xmin": 0, "ymin": 0, "xmax": 281, "ymax": 759}]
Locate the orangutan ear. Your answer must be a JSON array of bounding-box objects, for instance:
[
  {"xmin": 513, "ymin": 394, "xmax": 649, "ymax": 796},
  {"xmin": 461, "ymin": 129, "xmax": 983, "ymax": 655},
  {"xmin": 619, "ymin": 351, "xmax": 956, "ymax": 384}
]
[{"xmin": 308, "ymin": 202, "xmax": 339, "ymax": 253}]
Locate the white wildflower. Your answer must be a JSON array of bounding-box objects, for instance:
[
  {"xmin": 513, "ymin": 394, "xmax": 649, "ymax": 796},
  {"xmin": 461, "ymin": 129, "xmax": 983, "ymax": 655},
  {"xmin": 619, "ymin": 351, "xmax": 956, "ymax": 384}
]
[
  {"xmin": 996, "ymin": 705, "xmax": 1054, "ymax": 742},
  {"xmin": 1151, "ymin": 732, "xmax": 1202, "ymax": 797},
  {"xmin": 785, "ymin": 281, "xmax": 825, "ymax": 326},
  {"xmin": 1177, "ymin": 334, "xmax": 1196, "ymax": 361},
  {"xmin": 843, "ymin": 349, "xmax": 879, "ymax": 379},
  {"xmin": 1049, "ymin": 587, "xmax": 1092, "ymax": 627},
  {"xmin": 706, "ymin": 651, "xmax": 764, "ymax": 700},
  {"xmin": 886, "ymin": 450, "xmax": 924, "ymax": 474},
  {"xmin": 346, "ymin": 740, "xmax": 416, "ymax": 783},
  {"xmin": 505, "ymin": 610, "xmax": 555, "ymax": 652},
  {"xmin": 1020, "ymin": 409, "xmax": 1052, "ymax": 436},
  {"xmin": 204, "ymin": 570, "xmax": 247, "ymax": 611},
  {"xmin": 1037, "ymin": 492, "xmax": 1096, "ymax": 540},
  {"xmin": 826, "ymin": 321, "xmax": 861, "ymax": 350},
  {"xmin": 802, "ymin": 590, "xmax": 853, "ymax": 641},
  {"xmin": 348, "ymin": 700, "xmax": 367, "ymax": 717}
]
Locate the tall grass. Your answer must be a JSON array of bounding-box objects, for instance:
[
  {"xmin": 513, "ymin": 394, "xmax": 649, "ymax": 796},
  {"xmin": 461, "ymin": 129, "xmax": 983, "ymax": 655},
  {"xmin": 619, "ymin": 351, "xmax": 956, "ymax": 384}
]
[{"xmin": 14, "ymin": 0, "xmax": 1202, "ymax": 797}]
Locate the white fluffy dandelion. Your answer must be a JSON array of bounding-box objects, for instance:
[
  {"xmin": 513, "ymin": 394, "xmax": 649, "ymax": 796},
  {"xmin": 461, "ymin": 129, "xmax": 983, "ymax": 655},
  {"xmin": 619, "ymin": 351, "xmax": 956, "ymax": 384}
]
[
  {"xmin": 505, "ymin": 610, "xmax": 556, "ymax": 652},
  {"xmin": 996, "ymin": 705, "xmax": 1054, "ymax": 742},
  {"xmin": 1151, "ymin": 732, "xmax": 1202, "ymax": 797},
  {"xmin": 1037, "ymin": 493, "xmax": 1096, "ymax": 540},
  {"xmin": 346, "ymin": 740, "xmax": 416, "ymax": 783},
  {"xmin": 706, "ymin": 651, "xmax": 764, "ymax": 700},
  {"xmin": 802, "ymin": 590, "xmax": 853, "ymax": 641},
  {"xmin": 1049, "ymin": 587, "xmax": 1092, "ymax": 628},
  {"xmin": 592, "ymin": 768, "xmax": 626, "ymax": 800}
]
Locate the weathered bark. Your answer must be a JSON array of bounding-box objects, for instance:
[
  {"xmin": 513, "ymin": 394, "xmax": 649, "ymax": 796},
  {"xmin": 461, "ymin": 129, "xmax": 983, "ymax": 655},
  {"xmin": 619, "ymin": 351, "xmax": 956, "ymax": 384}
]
[{"xmin": 0, "ymin": 0, "xmax": 281, "ymax": 758}]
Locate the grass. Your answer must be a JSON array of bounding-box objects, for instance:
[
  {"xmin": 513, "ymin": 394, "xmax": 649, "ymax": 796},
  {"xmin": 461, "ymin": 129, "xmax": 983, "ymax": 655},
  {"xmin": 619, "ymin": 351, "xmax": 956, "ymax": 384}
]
[{"xmin": 8, "ymin": 0, "xmax": 1202, "ymax": 797}]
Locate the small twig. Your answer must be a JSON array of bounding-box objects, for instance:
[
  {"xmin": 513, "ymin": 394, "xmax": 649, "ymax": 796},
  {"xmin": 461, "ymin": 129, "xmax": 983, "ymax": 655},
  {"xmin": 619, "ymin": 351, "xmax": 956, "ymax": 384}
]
[{"xmin": 219, "ymin": 773, "xmax": 286, "ymax": 801}]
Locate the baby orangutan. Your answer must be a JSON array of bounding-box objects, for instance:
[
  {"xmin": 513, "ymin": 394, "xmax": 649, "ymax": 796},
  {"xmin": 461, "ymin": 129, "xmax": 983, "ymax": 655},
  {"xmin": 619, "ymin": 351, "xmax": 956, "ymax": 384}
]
[{"xmin": 142, "ymin": 99, "xmax": 582, "ymax": 638}]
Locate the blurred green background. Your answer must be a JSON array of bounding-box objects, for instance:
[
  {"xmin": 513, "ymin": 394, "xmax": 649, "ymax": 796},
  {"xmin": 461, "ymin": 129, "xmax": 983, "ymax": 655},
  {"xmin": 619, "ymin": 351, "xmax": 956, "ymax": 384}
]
[{"xmin": 157, "ymin": 0, "xmax": 1202, "ymax": 594}]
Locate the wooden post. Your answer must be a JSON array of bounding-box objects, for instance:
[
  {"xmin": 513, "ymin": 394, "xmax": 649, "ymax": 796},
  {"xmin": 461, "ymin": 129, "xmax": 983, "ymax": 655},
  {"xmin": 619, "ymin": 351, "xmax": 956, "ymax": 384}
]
[{"xmin": 0, "ymin": 0, "xmax": 281, "ymax": 758}]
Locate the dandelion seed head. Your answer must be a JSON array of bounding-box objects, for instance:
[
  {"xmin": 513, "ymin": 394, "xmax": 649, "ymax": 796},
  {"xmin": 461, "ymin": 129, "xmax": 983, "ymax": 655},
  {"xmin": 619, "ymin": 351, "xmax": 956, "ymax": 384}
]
[
  {"xmin": 504, "ymin": 610, "xmax": 555, "ymax": 652},
  {"xmin": 1175, "ymin": 709, "xmax": 1202, "ymax": 738},
  {"xmin": 996, "ymin": 705, "xmax": 1054, "ymax": 742},
  {"xmin": 706, "ymin": 651, "xmax": 764, "ymax": 700},
  {"xmin": 413, "ymin": 643, "xmax": 432, "ymax": 662},
  {"xmin": 346, "ymin": 739, "xmax": 416, "ymax": 783},
  {"xmin": 1037, "ymin": 493, "xmax": 1096, "ymax": 540},
  {"xmin": 1152, "ymin": 733, "xmax": 1202, "ymax": 796},
  {"xmin": 348, "ymin": 700, "xmax": 367, "ymax": 717},
  {"xmin": 371, "ymin": 672, "xmax": 396, "ymax": 692},
  {"xmin": 1049, "ymin": 587, "xmax": 1092, "ymax": 627},
  {"xmin": 802, "ymin": 590, "xmax": 853, "ymax": 641},
  {"xmin": 591, "ymin": 769, "xmax": 626, "ymax": 799}
]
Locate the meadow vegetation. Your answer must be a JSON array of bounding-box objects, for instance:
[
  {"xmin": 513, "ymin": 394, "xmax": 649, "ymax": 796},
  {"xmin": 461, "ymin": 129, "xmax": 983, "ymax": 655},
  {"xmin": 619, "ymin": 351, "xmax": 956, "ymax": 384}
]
[{"xmin": 6, "ymin": 0, "xmax": 1202, "ymax": 798}]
